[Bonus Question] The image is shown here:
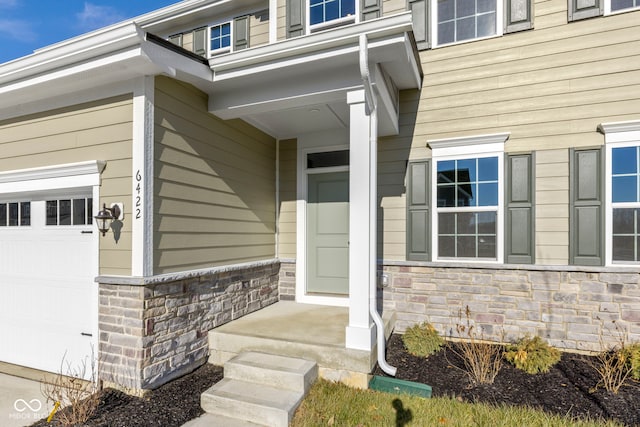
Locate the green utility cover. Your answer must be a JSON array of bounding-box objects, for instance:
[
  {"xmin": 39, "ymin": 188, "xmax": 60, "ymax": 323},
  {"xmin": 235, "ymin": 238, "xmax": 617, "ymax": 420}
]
[{"xmin": 369, "ymin": 376, "xmax": 432, "ymax": 398}]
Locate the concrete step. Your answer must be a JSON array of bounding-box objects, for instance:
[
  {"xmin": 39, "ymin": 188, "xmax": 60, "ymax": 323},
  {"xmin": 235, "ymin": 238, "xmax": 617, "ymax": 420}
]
[
  {"xmin": 201, "ymin": 378, "xmax": 304, "ymax": 427},
  {"xmin": 182, "ymin": 413, "xmax": 264, "ymax": 427},
  {"xmin": 224, "ymin": 352, "xmax": 317, "ymax": 393}
]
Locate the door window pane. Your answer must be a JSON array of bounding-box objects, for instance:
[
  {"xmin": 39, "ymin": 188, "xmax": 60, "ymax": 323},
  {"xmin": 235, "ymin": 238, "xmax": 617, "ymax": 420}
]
[{"xmin": 0, "ymin": 203, "xmax": 6, "ymax": 226}]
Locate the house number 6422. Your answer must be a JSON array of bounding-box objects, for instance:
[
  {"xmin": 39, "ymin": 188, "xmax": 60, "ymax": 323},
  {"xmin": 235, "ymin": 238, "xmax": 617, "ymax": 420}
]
[{"xmin": 135, "ymin": 170, "xmax": 142, "ymax": 219}]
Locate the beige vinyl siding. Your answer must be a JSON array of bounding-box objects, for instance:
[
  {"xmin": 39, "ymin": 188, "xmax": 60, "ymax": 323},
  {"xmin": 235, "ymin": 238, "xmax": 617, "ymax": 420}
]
[
  {"xmin": 277, "ymin": 139, "xmax": 297, "ymax": 258},
  {"xmin": 0, "ymin": 96, "xmax": 134, "ymax": 275},
  {"xmin": 535, "ymin": 149, "xmax": 569, "ymax": 265},
  {"xmin": 277, "ymin": 0, "xmax": 287, "ymax": 41},
  {"xmin": 154, "ymin": 76, "xmax": 276, "ymax": 274},
  {"xmin": 182, "ymin": 31, "xmax": 194, "ymax": 52},
  {"xmin": 250, "ymin": 9, "xmax": 270, "ymax": 47},
  {"xmin": 380, "ymin": 5, "xmax": 640, "ymax": 263},
  {"xmin": 382, "ymin": 0, "xmax": 406, "ymax": 17}
]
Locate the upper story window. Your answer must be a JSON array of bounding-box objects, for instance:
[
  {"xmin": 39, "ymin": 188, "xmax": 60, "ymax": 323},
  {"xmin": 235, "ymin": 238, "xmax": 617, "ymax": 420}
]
[
  {"xmin": 436, "ymin": 0, "xmax": 498, "ymax": 45},
  {"xmin": 210, "ymin": 22, "xmax": 231, "ymax": 52},
  {"xmin": 309, "ymin": 0, "xmax": 356, "ymax": 26},
  {"xmin": 0, "ymin": 202, "xmax": 30, "ymax": 227},
  {"xmin": 168, "ymin": 15, "xmax": 250, "ymax": 58}
]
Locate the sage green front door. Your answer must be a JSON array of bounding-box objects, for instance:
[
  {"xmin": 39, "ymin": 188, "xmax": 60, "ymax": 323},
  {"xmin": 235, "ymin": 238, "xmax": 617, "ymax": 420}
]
[{"xmin": 306, "ymin": 171, "xmax": 349, "ymax": 295}]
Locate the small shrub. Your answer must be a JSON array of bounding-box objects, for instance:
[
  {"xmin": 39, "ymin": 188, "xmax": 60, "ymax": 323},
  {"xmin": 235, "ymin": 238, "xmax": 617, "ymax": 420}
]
[
  {"xmin": 447, "ymin": 306, "xmax": 503, "ymax": 385},
  {"xmin": 589, "ymin": 320, "xmax": 634, "ymax": 394},
  {"xmin": 402, "ymin": 322, "xmax": 444, "ymax": 357},
  {"xmin": 42, "ymin": 350, "xmax": 100, "ymax": 426},
  {"xmin": 620, "ymin": 342, "xmax": 640, "ymax": 381},
  {"xmin": 504, "ymin": 335, "xmax": 561, "ymax": 374}
]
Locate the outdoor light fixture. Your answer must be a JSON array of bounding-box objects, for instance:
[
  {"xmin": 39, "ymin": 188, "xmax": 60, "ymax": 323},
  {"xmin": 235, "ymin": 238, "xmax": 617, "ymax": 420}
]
[{"xmin": 94, "ymin": 203, "xmax": 123, "ymax": 236}]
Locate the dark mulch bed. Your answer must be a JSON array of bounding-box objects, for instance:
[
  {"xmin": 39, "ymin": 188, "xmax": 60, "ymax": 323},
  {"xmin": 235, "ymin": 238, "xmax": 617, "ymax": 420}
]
[
  {"xmin": 375, "ymin": 334, "xmax": 640, "ymax": 427},
  {"xmin": 32, "ymin": 335, "xmax": 640, "ymax": 426},
  {"xmin": 31, "ymin": 364, "xmax": 223, "ymax": 427}
]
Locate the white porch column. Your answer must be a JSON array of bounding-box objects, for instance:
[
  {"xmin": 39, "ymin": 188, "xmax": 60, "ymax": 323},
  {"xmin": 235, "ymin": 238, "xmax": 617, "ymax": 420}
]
[
  {"xmin": 345, "ymin": 89, "xmax": 375, "ymax": 351},
  {"xmin": 132, "ymin": 76, "xmax": 154, "ymax": 277}
]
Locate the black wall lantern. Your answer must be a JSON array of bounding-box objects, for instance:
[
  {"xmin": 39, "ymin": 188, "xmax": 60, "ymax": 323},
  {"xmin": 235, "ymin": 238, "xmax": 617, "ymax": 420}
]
[{"xmin": 94, "ymin": 203, "xmax": 123, "ymax": 236}]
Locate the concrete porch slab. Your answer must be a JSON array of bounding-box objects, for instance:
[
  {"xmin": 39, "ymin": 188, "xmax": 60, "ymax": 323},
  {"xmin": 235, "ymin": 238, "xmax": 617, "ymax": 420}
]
[{"xmin": 208, "ymin": 301, "xmax": 395, "ymax": 388}]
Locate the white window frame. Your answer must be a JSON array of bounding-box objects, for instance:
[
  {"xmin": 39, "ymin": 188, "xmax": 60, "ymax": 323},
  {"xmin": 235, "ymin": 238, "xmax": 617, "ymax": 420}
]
[
  {"xmin": 430, "ymin": 0, "xmax": 503, "ymax": 48},
  {"xmin": 428, "ymin": 133, "xmax": 508, "ymax": 263},
  {"xmin": 307, "ymin": 0, "xmax": 358, "ymax": 33},
  {"xmin": 209, "ymin": 21, "xmax": 233, "ymax": 56},
  {"xmin": 601, "ymin": 120, "xmax": 640, "ymax": 266},
  {"xmin": 604, "ymin": 0, "xmax": 640, "ymax": 15}
]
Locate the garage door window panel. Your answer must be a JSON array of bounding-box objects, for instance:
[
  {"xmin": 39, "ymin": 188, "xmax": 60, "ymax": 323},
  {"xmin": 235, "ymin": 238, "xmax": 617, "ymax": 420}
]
[
  {"xmin": 46, "ymin": 198, "xmax": 93, "ymax": 226},
  {"xmin": 0, "ymin": 201, "xmax": 30, "ymax": 227}
]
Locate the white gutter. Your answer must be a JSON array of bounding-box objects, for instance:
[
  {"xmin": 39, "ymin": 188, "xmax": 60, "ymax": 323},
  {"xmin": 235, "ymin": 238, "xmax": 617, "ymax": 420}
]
[{"xmin": 359, "ymin": 33, "xmax": 397, "ymax": 377}]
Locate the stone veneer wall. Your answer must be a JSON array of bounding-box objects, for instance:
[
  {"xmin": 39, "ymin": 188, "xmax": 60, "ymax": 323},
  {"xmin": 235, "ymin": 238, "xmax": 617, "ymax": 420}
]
[
  {"xmin": 278, "ymin": 259, "xmax": 296, "ymax": 301},
  {"xmin": 382, "ymin": 262, "xmax": 640, "ymax": 352},
  {"xmin": 97, "ymin": 259, "xmax": 280, "ymax": 391}
]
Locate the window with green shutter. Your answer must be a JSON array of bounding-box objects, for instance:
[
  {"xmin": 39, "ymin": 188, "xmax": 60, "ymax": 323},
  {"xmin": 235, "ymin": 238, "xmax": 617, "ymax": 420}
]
[
  {"xmin": 505, "ymin": 153, "xmax": 534, "ymax": 264},
  {"xmin": 569, "ymin": 148, "xmax": 604, "ymax": 266},
  {"xmin": 408, "ymin": 0, "xmax": 533, "ymax": 50}
]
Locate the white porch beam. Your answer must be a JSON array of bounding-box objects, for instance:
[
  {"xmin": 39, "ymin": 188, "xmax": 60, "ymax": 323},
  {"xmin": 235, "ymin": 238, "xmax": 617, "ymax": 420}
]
[{"xmin": 345, "ymin": 89, "xmax": 375, "ymax": 351}]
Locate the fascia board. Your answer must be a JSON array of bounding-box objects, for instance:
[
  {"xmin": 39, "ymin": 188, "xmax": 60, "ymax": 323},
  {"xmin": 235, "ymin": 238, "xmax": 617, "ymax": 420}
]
[
  {"xmin": 0, "ymin": 47, "xmax": 147, "ymax": 98},
  {"xmin": 0, "ymin": 23, "xmax": 144, "ymax": 86},
  {"xmin": 209, "ymin": 12, "xmax": 414, "ymax": 75}
]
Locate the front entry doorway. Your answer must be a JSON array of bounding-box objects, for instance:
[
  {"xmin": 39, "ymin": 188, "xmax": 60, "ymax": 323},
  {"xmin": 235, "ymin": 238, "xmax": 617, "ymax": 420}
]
[{"xmin": 306, "ymin": 171, "xmax": 349, "ymax": 295}]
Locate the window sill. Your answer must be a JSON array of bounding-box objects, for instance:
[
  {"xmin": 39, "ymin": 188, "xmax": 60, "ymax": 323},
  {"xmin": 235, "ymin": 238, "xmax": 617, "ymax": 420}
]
[
  {"xmin": 605, "ymin": 5, "xmax": 640, "ymax": 15},
  {"xmin": 309, "ymin": 15, "xmax": 356, "ymax": 33},
  {"xmin": 383, "ymin": 259, "xmax": 640, "ymax": 273},
  {"xmin": 433, "ymin": 32, "xmax": 502, "ymax": 49}
]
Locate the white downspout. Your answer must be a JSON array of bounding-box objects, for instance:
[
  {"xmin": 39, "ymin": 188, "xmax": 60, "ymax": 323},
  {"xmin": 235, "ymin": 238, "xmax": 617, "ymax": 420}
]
[{"xmin": 359, "ymin": 33, "xmax": 397, "ymax": 377}]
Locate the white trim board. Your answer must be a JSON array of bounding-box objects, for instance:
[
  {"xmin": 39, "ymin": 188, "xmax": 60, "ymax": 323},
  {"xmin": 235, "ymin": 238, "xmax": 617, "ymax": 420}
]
[{"xmin": 0, "ymin": 161, "xmax": 105, "ymax": 195}]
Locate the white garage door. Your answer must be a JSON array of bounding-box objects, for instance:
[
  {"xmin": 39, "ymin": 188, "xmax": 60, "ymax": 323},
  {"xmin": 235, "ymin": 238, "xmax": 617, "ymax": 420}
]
[{"xmin": 0, "ymin": 194, "xmax": 96, "ymax": 377}]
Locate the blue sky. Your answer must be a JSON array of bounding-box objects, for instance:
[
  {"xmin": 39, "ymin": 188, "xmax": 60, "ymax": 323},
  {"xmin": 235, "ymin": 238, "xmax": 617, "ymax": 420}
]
[{"xmin": 0, "ymin": 0, "xmax": 179, "ymax": 64}]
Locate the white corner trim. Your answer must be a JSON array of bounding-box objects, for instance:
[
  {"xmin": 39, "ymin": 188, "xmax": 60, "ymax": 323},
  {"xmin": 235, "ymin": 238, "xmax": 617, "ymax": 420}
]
[
  {"xmin": 0, "ymin": 160, "xmax": 106, "ymax": 184},
  {"xmin": 598, "ymin": 120, "xmax": 640, "ymax": 136}
]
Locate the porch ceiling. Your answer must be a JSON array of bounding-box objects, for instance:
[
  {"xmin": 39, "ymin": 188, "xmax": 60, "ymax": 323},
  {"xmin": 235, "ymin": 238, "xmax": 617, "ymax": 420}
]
[{"xmin": 206, "ymin": 13, "xmax": 422, "ymax": 139}]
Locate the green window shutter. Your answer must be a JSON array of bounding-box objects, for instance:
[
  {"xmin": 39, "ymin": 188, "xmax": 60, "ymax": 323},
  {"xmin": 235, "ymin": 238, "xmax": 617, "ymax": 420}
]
[
  {"xmin": 361, "ymin": 0, "xmax": 382, "ymax": 21},
  {"xmin": 570, "ymin": 148, "xmax": 604, "ymax": 266},
  {"xmin": 286, "ymin": 0, "xmax": 305, "ymax": 38},
  {"xmin": 568, "ymin": 0, "xmax": 602, "ymax": 21},
  {"xmin": 505, "ymin": 153, "xmax": 534, "ymax": 264},
  {"xmin": 168, "ymin": 34, "xmax": 183, "ymax": 47},
  {"xmin": 504, "ymin": 0, "xmax": 533, "ymax": 33},
  {"xmin": 193, "ymin": 27, "xmax": 207, "ymax": 56},
  {"xmin": 234, "ymin": 16, "xmax": 250, "ymax": 50},
  {"xmin": 408, "ymin": 0, "xmax": 430, "ymax": 50},
  {"xmin": 407, "ymin": 160, "xmax": 431, "ymax": 261}
]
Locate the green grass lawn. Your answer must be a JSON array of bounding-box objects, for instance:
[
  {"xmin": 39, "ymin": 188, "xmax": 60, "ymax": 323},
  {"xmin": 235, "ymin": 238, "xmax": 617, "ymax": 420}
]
[{"xmin": 291, "ymin": 379, "xmax": 622, "ymax": 427}]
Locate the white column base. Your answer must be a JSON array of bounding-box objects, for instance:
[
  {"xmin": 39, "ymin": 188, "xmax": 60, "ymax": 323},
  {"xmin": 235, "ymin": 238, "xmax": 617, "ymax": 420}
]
[{"xmin": 345, "ymin": 323, "xmax": 375, "ymax": 351}]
